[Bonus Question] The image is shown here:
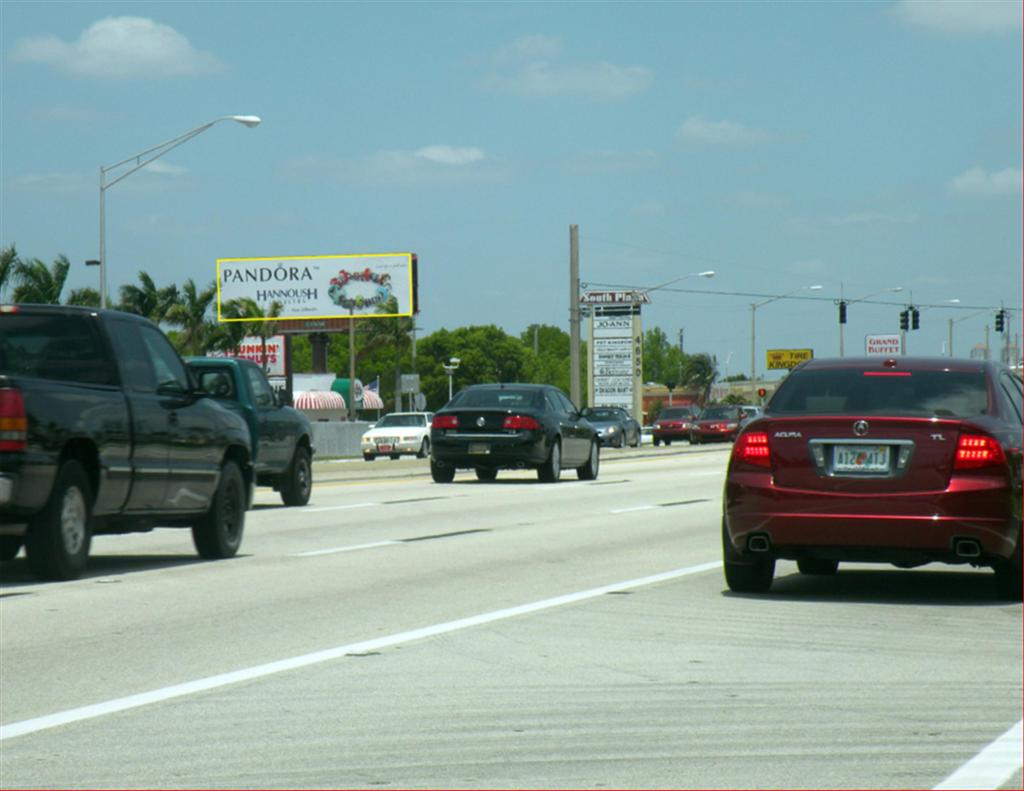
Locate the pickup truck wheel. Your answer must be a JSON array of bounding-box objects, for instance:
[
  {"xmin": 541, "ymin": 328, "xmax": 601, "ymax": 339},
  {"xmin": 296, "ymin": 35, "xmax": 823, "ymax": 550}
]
[
  {"xmin": 280, "ymin": 446, "xmax": 312, "ymax": 506},
  {"xmin": 0, "ymin": 536, "xmax": 23, "ymax": 562},
  {"xmin": 192, "ymin": 461, "xmax": 245, "ymax": 559},
  {"xmin": 25, "ymin": 460, "xmax": 92, "ymax": 580},
  {"xmin": 417, "ymin": 438, "xmax": 430, "ymax": 459}
]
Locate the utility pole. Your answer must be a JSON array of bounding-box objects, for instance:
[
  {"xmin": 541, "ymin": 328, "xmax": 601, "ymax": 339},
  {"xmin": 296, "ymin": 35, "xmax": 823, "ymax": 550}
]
[
  {"xmin": 678, "ymin": 327, "xmax": 684, "ymax": 355},
  {"xmin": 569, "ymin": 224, "xmax": 581, "ymax": 406}
]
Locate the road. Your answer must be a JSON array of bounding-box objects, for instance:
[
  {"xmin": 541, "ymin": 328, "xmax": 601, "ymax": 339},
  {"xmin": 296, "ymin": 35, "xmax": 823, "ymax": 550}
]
[{"xmin": 1, "ymin": 445, "xmax": 1021, "ymax": 789}]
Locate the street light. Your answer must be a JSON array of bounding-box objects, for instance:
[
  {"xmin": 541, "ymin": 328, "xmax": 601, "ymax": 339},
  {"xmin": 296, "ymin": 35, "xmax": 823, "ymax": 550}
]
[
  {"xmin": 948, "ymin": 309, "xmax": 988, "ymax": 358},
  {"xmin": 98, "ymin": 115, "xmax": 261, "ymax": 308},
  {"xmin": 750, "ymin": 284, "xmax": 822, "ymax": 398},
  {"xmin": 836, "ymin": 285, "xmax": 903, "ymax": 356},
  {"xmin": 443, "ymin": 357, "xmax": 461, "ymax": 400}
]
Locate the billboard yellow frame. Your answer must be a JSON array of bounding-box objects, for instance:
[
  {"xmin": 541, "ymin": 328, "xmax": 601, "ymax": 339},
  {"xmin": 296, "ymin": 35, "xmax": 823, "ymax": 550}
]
[{"xmin": 216, "ymin": 252, "xmax": 417, "ymax": 322}]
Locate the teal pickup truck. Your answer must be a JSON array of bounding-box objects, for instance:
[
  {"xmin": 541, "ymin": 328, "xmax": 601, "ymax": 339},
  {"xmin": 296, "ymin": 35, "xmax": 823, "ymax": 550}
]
[{"xmin": 186, "ymin": 357, "xmax": 314, "ymax": 506}]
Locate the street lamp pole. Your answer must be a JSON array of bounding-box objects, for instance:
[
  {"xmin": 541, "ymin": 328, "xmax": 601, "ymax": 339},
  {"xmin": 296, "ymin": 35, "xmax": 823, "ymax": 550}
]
[
  {"xmin": 443, "ymin": 357, "xmax": 461, "ymax": 401},
  {"xmin": 98, "ymin": 115, "xmax": 261, "ymax": 308},
  {"xmin": 750, "ymin": 284, "xmax": 822, "ymax": 399},
  {"xmin": 948, "ymin": 308, "xmax": 989, "ymax": 358}
]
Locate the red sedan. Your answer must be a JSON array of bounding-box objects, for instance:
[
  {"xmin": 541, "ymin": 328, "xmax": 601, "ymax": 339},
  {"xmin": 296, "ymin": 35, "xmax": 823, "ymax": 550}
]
[
  {"xmin": 722, "ymin": 357, "xmax": 1023, "ymax": 599},
  {"xmin": 688, "ymin": 404, "xmax": 745, "ymax": 444}
]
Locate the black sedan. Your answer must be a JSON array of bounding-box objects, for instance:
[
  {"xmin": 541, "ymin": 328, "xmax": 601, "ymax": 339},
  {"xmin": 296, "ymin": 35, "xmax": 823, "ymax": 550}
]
[
  {"xmin": 430, "ymin": 383, "xmax": 600, "ymax": 483},
  {"xmin": 581, "ymin": 406, "xmax": 641, "ymax": 448}
]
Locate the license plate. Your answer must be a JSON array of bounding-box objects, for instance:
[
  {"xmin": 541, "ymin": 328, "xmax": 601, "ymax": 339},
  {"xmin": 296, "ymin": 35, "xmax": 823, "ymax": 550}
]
[
  {"xmin": 377, "ymin": 444, "xmax": 392, "ymax": 453},
  {"xmin": 833, "ymin": 444, "xmax": 890, "ymax": 473},
  {"xmin": 468, "ymin": 443, "xmax": 490, "ymax": 455}
]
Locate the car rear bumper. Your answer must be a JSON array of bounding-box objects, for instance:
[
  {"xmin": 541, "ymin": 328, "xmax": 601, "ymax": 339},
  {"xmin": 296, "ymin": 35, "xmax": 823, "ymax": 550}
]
[
  {"xmin": 724, "ymin": 471, "xmax": 1019, "ymax": 562},
  {"xmin": 432, "ymin": 433, "xmax": 549, "ymax": 469}
]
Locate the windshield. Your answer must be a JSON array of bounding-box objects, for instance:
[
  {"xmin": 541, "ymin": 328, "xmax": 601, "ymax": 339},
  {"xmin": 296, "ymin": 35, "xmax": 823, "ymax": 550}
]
[
  {"xmin": 376, "ymin": 414, "xmax": 426, "ymax": 428},
  {"xmin": 699, "ymin": 406, "xmax": 737, "ymax": 420},
  {"xmin": 770, "ymin": 369, "xmax": 989, "ymax": 417}
]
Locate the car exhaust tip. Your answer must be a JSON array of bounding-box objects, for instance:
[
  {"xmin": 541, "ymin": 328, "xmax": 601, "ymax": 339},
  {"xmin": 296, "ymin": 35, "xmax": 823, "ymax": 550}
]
[
  {"xmin": 747, "ymin": 535, "xmax": 771, "ymax": 553},
  {"xmin": 953, "ymin": 539, "xmax": 982, "ymax": 559}
]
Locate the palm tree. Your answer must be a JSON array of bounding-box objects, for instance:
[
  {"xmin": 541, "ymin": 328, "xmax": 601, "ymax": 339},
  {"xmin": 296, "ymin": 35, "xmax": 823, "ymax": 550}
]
[
  {"xmin": 0, "ymin": 244, "xmax": 17, "ymax": 301},
  {"xmin": 165, "ymin": 279, "xmax": 217, "ymax": 355},
  {"xmin": 11, "ymin": 255, "xmax": 70, "ymax": 304},
  {"xmin": 681, "ymin": 353, "xmax": 718, "ymax": 405},
  {"xmin": 65, "ymin": 287, "xmax": 102, "ymax": 307},
  {"xmin": 117, "ymin": 271, "xmax": 178, "ymax": 323},
  {"xmin": 357, "ymin": 297, "xmax": 414, "ymax": 411},
  {"xmin": 221, "ymin": 297, "xmax": 284, "ymax": 370}
]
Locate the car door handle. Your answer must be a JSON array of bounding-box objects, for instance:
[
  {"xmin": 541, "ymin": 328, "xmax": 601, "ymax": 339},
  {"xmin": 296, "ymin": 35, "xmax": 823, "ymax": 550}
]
[{"xmin": 168, "ymin": 411, "xmax": 179, "ymax": 426}]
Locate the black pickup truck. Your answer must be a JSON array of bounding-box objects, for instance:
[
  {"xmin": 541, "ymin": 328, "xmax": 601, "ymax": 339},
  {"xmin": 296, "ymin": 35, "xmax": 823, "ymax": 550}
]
[{"xmin": 0, "ymin": 304, "xmax": 254, "ymax": 580}]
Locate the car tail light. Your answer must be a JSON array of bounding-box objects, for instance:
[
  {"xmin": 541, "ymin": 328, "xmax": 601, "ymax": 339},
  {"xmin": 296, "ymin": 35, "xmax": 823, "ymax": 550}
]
[
  {"xmin": 432, "ymin": 415, "xmax": 459, "ymax": 429},
  {"xmin": 733, "ymin": 431, "xmax": 770, "ymax": 467},
  {"xmin": 0, "ymin": 388, "xmax": 27, "ymax": 451},
  {"xmin": 503, "ymin": 414, "xmax": 541, "ymax": 430},
  {"xmin": 954, "ymin": 433, "xmax": 1006, "ymax": 470}
]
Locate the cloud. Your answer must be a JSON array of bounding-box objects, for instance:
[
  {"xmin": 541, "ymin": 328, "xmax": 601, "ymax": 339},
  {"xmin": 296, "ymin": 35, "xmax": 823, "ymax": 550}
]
[
  {"xmin": 824, "ymin": 211, "xmax": 919, "ymax": 226},
  {"xmin": 948, "ymin": 167, "xmax": 1022, "ymax": 197},
  {"xmin": 563, "ymin": 149, "xmax": 658, "ymax": 175},
  {"xmin": 891, "ymin": 0, "xmax": 1022, "ymax": 34},
  {"xmin": 9, "ymin": 16, "xmax": 224, "ymax": 78},
  {"xmin": 486, "ymin": 35, "xmax": 652, "ymax": 101},
  {"xmin": 730, "ymin": 190, "xmax": 791, "ymax": 210},
  {"xmin": 414, "ymin": 145, "xmax": 485, "ymax": 166},
  {"xmin": 282, "ymin": 145, "xmax": 504, "ymax": 186},
  {"xmin": 786, "ymin": 210, "xmax": 919, "ymax": 234},
  {"xmin": 677, "ymin": 115, "xmax": 775, "ymax": 145},
  {"xmin": 8, "ymin": 173, "xmax": 88, "ymax": 194}
]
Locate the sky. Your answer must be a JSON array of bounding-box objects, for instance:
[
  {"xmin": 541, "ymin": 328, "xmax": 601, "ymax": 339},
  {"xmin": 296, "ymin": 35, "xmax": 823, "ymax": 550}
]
[{"xmin": 2, "ymin": 0, "xmax": 1021, "ymax": 380}]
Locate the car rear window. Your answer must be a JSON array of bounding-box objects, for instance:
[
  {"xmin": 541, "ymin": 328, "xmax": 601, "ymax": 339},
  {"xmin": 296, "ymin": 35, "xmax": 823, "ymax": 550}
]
[
  {"xmin": 0, "ymin": 313, "xmax": 116, "ymax": 385},
  {"xmin": 658, "ymin": 408, "xmax": 692, "ymax": 419},
  {"xmin": 770, "ymin": 369, "xmax": 989, "ymax": 417},
  {"xmin": 451, "ymin": 389, "xmax": 542, "ymax": 409}
]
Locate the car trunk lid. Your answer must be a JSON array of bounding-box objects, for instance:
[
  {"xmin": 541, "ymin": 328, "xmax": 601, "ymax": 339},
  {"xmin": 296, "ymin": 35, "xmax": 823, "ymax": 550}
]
[{"xmin": 762, "ymin": 416, "xmax": 965, "ymax": 492}]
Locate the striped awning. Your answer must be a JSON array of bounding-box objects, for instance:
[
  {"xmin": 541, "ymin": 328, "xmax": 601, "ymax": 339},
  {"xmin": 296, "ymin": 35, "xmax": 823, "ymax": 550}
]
[
  {"xmin": 293, "ymin": 390, "xmax": 346, "ymax": 410},
  {"xmin": 361, "ymin": 389, "xmax": 385, "ymax": 409}
]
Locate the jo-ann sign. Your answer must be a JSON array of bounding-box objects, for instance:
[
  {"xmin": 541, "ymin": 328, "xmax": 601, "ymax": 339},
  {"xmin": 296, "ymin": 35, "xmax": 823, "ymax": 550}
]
[
  {"xmin": 217, "ymin": 253, "xmax": 417, "ymax": 321},
  {"xmin": 765, "ymin": 348, "xmax": 814, "ymax": 370}
]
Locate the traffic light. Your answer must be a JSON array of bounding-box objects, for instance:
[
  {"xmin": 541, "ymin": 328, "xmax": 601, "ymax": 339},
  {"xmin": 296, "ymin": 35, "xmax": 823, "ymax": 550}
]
[
  {"xmin": 995, "ymin": 310, "xmax": 1005, "ymax": 333},
  {"xmin": 838, "ymin": 301, "xmax": 847, "ymax": 324},
  {"xmin": 757, "ymin": 387, "xmax": 767, "ymax": 399},
  {"xmin": 899, "ymin": 310, "xmax": 909, "ymax": 331},
  {"xmin": 911, "ymin": 308, "xmax": 920, "ymax": 331}
]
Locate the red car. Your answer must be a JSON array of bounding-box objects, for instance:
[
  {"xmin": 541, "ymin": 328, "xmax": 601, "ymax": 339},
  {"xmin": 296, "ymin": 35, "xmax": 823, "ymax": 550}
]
[
  {"xmin": 689, "ymin": 405, "xmax": 745, "ymax": 444},
  {"xmin": 652, "ymin": 406, "xmax": 696, "ymax": 446},
  {"xmin": 722, "ymin": 357, "xmax": 1023, "ymax": 599}
]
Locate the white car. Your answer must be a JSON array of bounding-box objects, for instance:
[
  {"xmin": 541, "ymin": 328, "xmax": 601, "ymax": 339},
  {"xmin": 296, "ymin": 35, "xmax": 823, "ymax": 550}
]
[{"xmin": 361, "ymin": 412, "xmax": 434, "ymax": 460}]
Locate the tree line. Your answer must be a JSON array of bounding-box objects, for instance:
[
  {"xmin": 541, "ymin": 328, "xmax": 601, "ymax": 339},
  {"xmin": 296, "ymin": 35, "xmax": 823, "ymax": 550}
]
[{"xmin": 1, "ymin": 245, "xmax": 719, "ymax": 411}]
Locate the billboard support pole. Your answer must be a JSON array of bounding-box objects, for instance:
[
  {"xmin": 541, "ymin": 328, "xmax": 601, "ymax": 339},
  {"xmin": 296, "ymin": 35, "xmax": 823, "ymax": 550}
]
[{"xmin": 348, "ymin": 311, "xmax": 356, "ymax": 422}]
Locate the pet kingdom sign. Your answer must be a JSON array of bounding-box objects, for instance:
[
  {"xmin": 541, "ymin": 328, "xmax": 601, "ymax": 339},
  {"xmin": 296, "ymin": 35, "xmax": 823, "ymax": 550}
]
[{"xmin": 216, "ymin": 253, "xmax": 417, "ymax": 321}]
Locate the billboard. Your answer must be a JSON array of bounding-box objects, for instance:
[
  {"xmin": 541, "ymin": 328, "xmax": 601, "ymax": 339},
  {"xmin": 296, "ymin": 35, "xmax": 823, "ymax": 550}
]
[
  {"xmin": 217, "ymin": 253, "xmax": 417, "ymax": 322},
  {"xmin": 865, "ymin": 333, "xmax": 902, "ymax": 355},
  {"xmin": 765, "ymin": 348, "xmax": 813, "ymax": 370},
  {"xmin": 206, "ymin": 335, "xmax": 286, "ymax": 377}
]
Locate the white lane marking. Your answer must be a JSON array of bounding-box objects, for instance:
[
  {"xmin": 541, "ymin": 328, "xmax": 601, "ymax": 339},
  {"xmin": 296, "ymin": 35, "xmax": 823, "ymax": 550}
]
[
  {"xmin": 292, "ymin": 541, "xmax": 401, "ymax": 557},
  {"xmin": 610, "ymin": 505, "xmax": 657, "ymax": 514},
  {"xmin": 300, "ymin": 503, "xmax": 377, "ymax": 513},
  {"xmin": 933, "ymin": 719, "xmax": 1023, "ymax": 790},
  {"xmin": 0, "ymin": 561, "xmax": 721, "ymax": 741}
]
